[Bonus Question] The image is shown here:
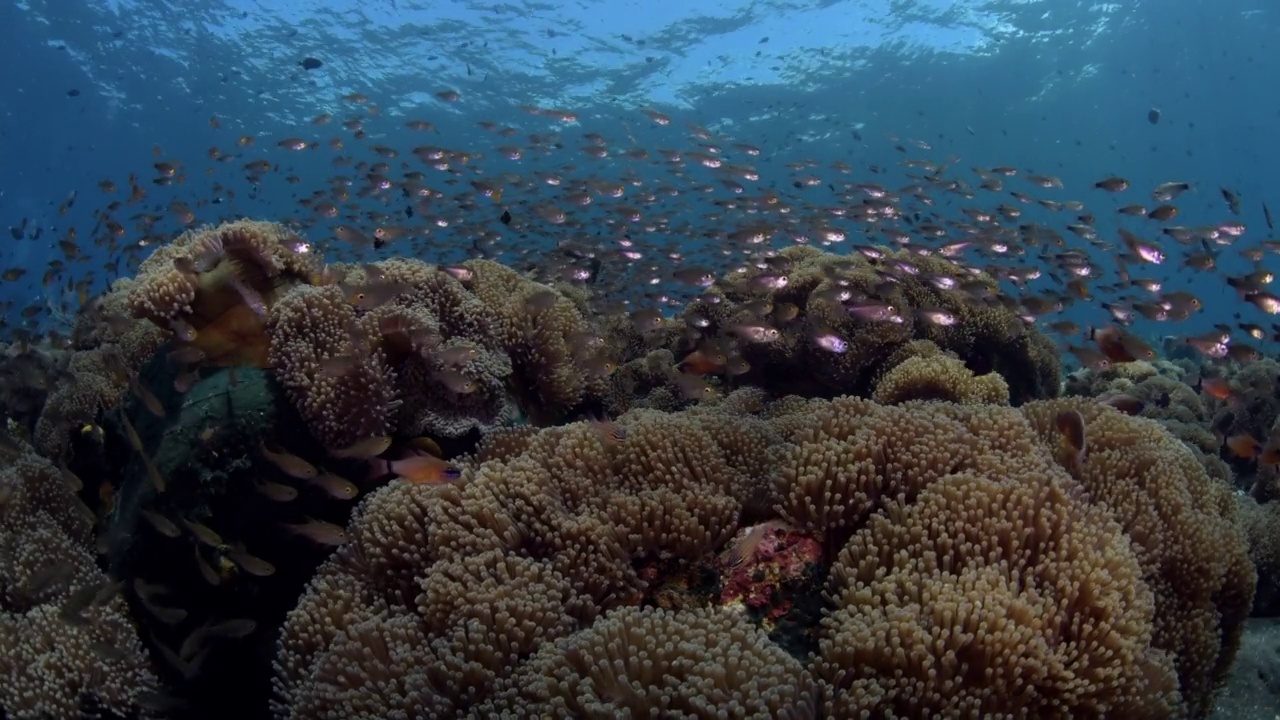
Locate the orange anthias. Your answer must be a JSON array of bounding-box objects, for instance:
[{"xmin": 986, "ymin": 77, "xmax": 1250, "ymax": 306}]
[
  {"xmin": 186, "ymin": 303, "xmax": 271, "ymax": 367},
  {"xmin": 368, "ymin": 453, "xmax": 462, "ymax": 484}
]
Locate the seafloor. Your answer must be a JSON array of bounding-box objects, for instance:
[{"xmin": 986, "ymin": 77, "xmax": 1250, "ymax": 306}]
[{"xmin": 1211, "ymin": 618, "xmax": 1280, "ymax": 719}]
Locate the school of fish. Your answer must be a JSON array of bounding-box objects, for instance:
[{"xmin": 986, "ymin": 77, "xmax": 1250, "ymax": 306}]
[{"xmin": 1, "ymin": 76, "xmax": 1279, "ymax": 714}]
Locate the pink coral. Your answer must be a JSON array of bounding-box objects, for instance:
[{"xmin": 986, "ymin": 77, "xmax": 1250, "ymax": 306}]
[{"xmin": 719, "ymin": 521, "xmax": 823, "ymax": 627}]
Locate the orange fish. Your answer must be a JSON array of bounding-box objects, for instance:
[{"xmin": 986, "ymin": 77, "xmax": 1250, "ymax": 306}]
[
  {"xmin": 368, "ymin": 454, "xmax": 461, "ymax": 484},
  {"xmin": 1226, "ymin": 434, "xmax": 1263, "ymax": 459},
  {"xmin": 1090, "ymin": 326, "xmax": 1154, "ymax": 363},
  {"xmin": 1260, "ymin": 439, "xmax": 1280, "ymax": 466},
  {"xmin": 677, "ymin": 347, "xmax": 727, "ymax": 375},
  {"xmin": 1197, "ymin": 376, "xmax": 1232, "ymax": 401}
]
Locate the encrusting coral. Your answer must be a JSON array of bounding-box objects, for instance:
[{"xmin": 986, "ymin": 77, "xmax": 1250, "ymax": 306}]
[{"xmin": 271, "ymin": 388, "xmax": 1253, "ymax": 719}]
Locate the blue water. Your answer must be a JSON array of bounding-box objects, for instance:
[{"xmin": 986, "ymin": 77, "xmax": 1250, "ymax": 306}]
[{"xmin": 1, "ymin": 0, "xmax": 1278, "ymax": 346}]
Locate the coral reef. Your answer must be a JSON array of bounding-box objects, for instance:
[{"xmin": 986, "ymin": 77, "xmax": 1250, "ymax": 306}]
[
  {"xmin": 272, "ymin": 391, "xmax": 1252, "ymax": 719},
  {"xmin": 1207, "ymin": 359, "xmax": 1280, "ymax": 448},
  {"xmin": 33, "ymin": 290, "xmax": 168, "ymax": 458},
  {"xmin": 267, "ymin": 284, "xmax": 398, "ymax": 447},
  {"xmin": 124, "ymin": 219, "xmax": 320, "ymax": 336},
  {"xmin": 12, "ymin": 220, "xmax": 1269, "ymax": 719},
  {"xmin": 478, "ymin": 606, "xmax": 820, "ymax": 717},
  {"xmin": 462, "ymin": 259, "xmax": 614, "ymax": 422},
  {"xmin": 32, "ymin": 220, "xmax": 310, "ymax": 458},
  {"xmin": 1064, "ymin": 360, "xmax": 1231, "ymax": 484},
  {"xmin": 0, "ymin": 341, "xmax": 70, "ymax": 436},
  {"xmin": 0, "ymin": 441, "xmax": 160, "ymax": 718},
  {"xmin": 44, "ymin": 221, "xmax": 617, "ymax": 454},
  {"xmin": 822, "ymin": 471, "xmax": 1177, "ymax": 717},
  {"xmin": 1022, "ymin": 398, "xmax": 1255, "ymax": 719},
  {"xmin": 718, "ymin": 520, "xmax": 823, "ymax": 634},
  {"xmin": 658, "ymin": 245, "xmax": 1061, "ymax": 404},
  {"xmin": 870, "ymin": 341, "xmax": 1010, "ymax": 405},
  {"xmin": 1239, "ymin": 497, "xmax": 1280, "ymax": 616},
  {"xmin": 267, "ymin": 260, "xmax": 519, "ymax": 448}
]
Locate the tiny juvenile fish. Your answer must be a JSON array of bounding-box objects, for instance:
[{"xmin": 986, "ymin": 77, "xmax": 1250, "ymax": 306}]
[
  {"xmin": 283, "ymin": 517, "xmax": 349, "ymax": 546},
  {"xmin": 1093, "ymin": 177, "xmax": 1129, "ymax": 192},
  {"xmin": 205, "ymin": 618, "xmax": 258, "ymax": 639},
  {"xmin": 590, "ymin": 419, "xmax": 628, "ymax": 447},
  {"xmin": 406, "ymin": 436, "xmax": 444, "ymax": 457},
  {"xmin": 434, "ymin": 368, "xmax": 479, "ymax": 394},
  {"xmin": 368, "ymin": 454, "xmax": 462, "ymax": 485},
  {"xmin": 436, "ymin": 344, "xmax": 480, "ymax": 367},
  {"xmin": 1226, "ymin": 434, "xmax": 1262, "ymax": 460},
  {"xmin": 672, "ymin": 371, "xmax": 718, "ymax": 400},
  {"xmin": 254, "ymin": 478, "xmax": 298, "ymax": 502},
  {"xmin": 260, "ymin": 442, "xmax": 318, "ymax": 479},
  {"xmin": 227, "ymin": 545, "xmax": 276, "ymax": 577},
  {"xmin": 140, "ymin": 508, "xmax": 181, "ymax": 538},
  {"xmin": 138, "ymin": 594, "xmax": 187, "ymax": 625},
  {"xmin": 180, "ymin": 518, "xmax": 225, "ymax": 549},
  {"xmin": 308, "ymin": 471, "xmax": 360, "ymax": 500},
  {"xmin": 721, "ymin": 520, "xmax": 792, "ymax": 567},
  {"xmin": 1102, "ymin": 395, "xmax": 1145, "ymax": 416}
]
